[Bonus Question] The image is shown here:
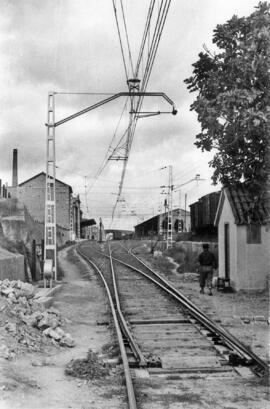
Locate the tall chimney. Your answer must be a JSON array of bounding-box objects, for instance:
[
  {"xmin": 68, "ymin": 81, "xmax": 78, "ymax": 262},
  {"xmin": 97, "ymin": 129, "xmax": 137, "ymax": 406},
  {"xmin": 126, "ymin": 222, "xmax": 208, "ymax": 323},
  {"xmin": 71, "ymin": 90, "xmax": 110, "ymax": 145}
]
[{"xmin": 12, "ymin": 148, "xmax": 18, "ymax": 187}]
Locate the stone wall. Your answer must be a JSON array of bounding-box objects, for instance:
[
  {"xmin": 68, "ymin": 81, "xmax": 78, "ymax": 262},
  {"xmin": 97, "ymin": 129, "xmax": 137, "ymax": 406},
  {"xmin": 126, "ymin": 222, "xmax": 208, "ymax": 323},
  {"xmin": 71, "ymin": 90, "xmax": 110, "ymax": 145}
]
[{"xmin": 175, "ymin": 241, "xmax": 218, "ymax": 260}]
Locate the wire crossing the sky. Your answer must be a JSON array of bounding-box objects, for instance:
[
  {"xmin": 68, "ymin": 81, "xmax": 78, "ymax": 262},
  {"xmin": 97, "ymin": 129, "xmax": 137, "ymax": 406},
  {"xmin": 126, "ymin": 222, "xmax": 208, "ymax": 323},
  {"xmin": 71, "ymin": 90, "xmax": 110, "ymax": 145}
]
[{"xmin": 109, "ymin": 0, "xmax": 173, "ymax": 226}]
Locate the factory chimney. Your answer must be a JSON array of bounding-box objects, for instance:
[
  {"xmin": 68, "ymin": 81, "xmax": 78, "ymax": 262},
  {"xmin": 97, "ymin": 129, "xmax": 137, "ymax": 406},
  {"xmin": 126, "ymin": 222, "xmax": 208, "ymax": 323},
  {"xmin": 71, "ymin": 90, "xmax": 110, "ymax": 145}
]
[{"xmin": 12, "ymin": 148, "xmax": 18, "ymax": 187}]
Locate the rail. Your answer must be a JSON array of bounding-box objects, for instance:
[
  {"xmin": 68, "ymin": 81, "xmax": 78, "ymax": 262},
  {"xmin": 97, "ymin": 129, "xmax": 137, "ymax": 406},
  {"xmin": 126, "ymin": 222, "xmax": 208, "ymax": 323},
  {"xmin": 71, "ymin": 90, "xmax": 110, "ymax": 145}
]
[
  {"xmin": 102, "ymin": 242, "xmax": 269, "ymax": 377},
  {"xmin": 108, "ymin": 243, "xmax": 147, "ymax": 367},
  {"xmin": 76, "ymin": 246, "xmax": 138, "ymax": 409}
]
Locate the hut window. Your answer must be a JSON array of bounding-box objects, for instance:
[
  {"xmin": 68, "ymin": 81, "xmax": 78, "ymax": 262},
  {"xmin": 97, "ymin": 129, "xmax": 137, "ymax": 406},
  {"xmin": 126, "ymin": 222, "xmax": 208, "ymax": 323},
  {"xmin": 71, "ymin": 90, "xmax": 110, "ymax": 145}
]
[{"xmin": 247, "ymin": 224, "xmax": 261, "ymax": 244}]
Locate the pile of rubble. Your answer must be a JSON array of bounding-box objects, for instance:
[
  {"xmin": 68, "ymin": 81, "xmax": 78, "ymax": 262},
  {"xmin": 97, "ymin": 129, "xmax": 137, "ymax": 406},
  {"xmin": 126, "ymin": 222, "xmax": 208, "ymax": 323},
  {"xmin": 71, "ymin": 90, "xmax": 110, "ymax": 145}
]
[{"xmin": 0, "ymin": 279, "xmax": 75, "ymax": 359}]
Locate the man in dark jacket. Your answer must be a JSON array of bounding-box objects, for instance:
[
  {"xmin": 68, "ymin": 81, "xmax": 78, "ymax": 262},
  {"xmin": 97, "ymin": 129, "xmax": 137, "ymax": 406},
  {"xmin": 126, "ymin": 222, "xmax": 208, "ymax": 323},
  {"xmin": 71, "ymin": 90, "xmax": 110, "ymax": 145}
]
[{"xmin": 198, "ymin": 243, "xmax": 217, "ymax": 295}]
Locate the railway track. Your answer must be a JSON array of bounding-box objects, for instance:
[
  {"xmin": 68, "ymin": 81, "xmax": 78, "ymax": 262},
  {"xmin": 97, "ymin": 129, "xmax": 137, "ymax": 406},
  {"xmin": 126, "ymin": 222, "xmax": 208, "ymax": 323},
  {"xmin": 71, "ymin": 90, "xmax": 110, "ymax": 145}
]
[{"xmin": 76, "ymin": 240, "xmax": 269, "ymax": 409}]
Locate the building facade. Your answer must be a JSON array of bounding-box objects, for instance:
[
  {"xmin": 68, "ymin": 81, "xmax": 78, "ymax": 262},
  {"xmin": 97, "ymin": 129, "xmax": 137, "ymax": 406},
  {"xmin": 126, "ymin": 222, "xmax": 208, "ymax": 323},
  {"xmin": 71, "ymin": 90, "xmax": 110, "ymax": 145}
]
[
  {"xmin": 214, "ymin": 185, "xmax": 270, "ymax": 291},
  {"xmin": 81, "ymin": 219, "xmax": 97, "ymax": 239},
  {"xmin": 190, "ymin": 191, "xmax": 220, "ymax": 236},
  {"xmin": 7, "ymin": 172, "xmax": 81, "ymax": 245}
]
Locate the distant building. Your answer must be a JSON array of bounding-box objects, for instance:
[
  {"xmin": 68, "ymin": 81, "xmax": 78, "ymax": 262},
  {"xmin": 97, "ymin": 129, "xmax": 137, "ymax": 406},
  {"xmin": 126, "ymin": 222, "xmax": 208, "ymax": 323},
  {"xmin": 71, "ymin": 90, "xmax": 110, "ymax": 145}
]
[
  {"xmin": 134, "ymin": 208, "xmax": 190, "ymax": 239},
  {"xmin": 214, "ymin": 185, "xmax": 270, "ymax": 291},
  {"xmin": 190, "ymin": 191, "xmax": 220, "ymax": 238},
  {"xmin": 81, "ymin": 218, "xmax": 97, "ymax": 239},
  {"xmin": 7, "ymin": 172, "xmax": 81, "ymax": 245},
  {"xmin": 105, "ymin": 229, "xmax": 134, "ymax": 240}
]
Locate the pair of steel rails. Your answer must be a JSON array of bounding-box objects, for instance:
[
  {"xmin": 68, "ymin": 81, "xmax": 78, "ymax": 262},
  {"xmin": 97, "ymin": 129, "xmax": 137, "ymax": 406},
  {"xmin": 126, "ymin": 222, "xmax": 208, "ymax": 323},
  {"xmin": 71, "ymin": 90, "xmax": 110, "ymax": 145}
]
[{"xmin": 77, "ymin": 241, "xmax": 269, "ymax": 409}]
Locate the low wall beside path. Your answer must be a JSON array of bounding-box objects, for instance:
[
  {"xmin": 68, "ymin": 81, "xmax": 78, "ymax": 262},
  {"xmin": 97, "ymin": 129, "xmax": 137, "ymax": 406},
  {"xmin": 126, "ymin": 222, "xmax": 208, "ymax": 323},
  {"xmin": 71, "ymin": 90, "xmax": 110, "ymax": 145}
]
[
  {"xmin": 0, "ymin": 247, "xmax": 24, "ymax": 281},
  {"xmin": 175, "ymin": 241, "xmax": 218, "ymax": 259},
  {"xmin": 174, "ymin": 241, "xmax": 218, "ymax": 273}
]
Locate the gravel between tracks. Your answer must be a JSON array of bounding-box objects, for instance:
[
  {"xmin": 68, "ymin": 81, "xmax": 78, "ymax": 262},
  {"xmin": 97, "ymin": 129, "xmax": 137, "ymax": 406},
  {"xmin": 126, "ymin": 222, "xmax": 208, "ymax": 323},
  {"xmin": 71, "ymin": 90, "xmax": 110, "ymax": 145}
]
[
  {"xmin": 115, "ymin": 241, "xmax": 270, "ymax": 409},
  {"xmin": 138, "ymin": 246, "xmax": 269, "ymax": 363}
]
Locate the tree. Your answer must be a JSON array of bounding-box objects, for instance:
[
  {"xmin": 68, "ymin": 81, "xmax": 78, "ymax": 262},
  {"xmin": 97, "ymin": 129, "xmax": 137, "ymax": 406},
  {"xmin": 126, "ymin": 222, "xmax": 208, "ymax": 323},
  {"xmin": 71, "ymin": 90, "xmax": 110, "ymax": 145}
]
[{"xmin": 184, "ymin": 2, "xmax": 270, "ymax": 195}]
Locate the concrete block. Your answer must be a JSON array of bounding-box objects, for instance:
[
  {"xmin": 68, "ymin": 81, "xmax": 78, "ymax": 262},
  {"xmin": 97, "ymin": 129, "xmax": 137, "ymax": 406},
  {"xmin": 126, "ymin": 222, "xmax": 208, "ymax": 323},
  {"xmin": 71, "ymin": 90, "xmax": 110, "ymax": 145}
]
[
  {"xmin": 234, "ymin": 366, "xmax": 254, "ymax": 378},
  {"xmin": 0, "ymin": 248, "xmax": 24, "ymax": 281},
  {"xmin": 254, "ymin": 315, "xmax": 266, "ymax": 322},
  {"xmin": 35, "ymin": 284, "xmax": 62, "ymax": 299},
  {"xmin": 35, "ymin": 296, "xmax": 53, "ymax": 309},
  {"xmin": 45, "ymin": 284, "xmax": 63, "ymax": 297},
  {"xmin": 133, "ymin": 369, "xmax": 149, "ymax": 378}
]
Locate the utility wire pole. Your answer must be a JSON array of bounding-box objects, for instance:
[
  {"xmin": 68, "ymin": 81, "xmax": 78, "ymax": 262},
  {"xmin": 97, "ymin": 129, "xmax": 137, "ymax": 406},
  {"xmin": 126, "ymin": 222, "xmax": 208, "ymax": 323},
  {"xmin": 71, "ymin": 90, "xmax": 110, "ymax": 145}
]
[
  {"xmin": 178, "ymin": 190, "xmax": 182, "ymax": 234},
  {"xmin": 167, "ymin": 165, "xmax": 173, "ymax": 249},
  {"xmin": 44, "ymin": 92, "xmax": 57, "ymax": 281},
  {"xmin": 44, "ymin": 90, "xmax": 176, "ymax": 282}
]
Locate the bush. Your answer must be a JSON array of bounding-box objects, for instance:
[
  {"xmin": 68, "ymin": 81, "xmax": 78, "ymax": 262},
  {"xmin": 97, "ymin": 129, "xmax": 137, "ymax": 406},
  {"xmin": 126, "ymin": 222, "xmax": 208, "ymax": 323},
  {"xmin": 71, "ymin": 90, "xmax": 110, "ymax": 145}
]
[{"xmin": 165, "ymin": 245, "xmax": 198, "ymax": 273}]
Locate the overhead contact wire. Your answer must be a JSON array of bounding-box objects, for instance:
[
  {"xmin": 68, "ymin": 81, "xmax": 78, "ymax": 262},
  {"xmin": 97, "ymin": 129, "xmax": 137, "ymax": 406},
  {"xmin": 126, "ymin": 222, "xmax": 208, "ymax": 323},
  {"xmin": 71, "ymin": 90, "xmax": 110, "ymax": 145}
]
[
  {"xmin": 135, "ymin": 0, "xmax": 155, "ymax": 78},
  {"xmin": 110, "ymin": 0, "xmax": 171, "ymax": 225},
  {"xmin": 112, "ymin": 0, "xmax": 129, "ymax": 82},
  {"xmin": 120, "ymin": 0, "xmax": 135, "ymax": 78}
]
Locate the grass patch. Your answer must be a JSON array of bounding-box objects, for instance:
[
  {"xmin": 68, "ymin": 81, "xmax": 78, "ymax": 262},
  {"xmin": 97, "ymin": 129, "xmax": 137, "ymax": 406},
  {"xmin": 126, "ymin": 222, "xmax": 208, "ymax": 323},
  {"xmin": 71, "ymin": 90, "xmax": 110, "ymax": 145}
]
[
  {"xmin": 165, "ymin": 246, "xmax": 198, "ymax": 273},
  {"xmin": 65, "ymin": 349, "xmax": 110, "ymax": 380},
  {"xmin": 100, "ymin": 386, "xmax": 126, "ymax": 399},
  {"xmin": 101, "ymin": 340, "xmax": 120, "ymax": 358}
]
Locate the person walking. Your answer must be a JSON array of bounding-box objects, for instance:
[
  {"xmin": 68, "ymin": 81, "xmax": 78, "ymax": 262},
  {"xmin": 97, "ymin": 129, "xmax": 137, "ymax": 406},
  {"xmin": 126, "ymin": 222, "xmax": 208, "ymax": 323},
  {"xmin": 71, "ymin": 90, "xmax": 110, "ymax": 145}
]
[{"xmin": 198, "ymin": 243, "xmax": 217, "ymax": 295}]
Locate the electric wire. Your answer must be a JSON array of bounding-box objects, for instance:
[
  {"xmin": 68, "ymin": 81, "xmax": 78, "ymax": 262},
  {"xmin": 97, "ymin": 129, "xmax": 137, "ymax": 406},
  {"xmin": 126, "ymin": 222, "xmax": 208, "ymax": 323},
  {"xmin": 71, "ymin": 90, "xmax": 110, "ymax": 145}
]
[
  {"xmin": 135, "ymin": 0, "xmax": 155, "ymax": 78},
  {"xmin": 85, "ymin": 97, "xmax": 129, "ymax": 195},
  {"xmin": 92, "ymin": 98, "xmax": 129, "ymax": 175},
  {"xmin": 112, "ymin": 0, "xmax": 129, "ymax": 81},
  {"xmin": 110, "ymin": 0, "xmax": 172, "ymax": 225},
  {"xmin": 120, "ymin": 0, "xmax": 135, "ymax": 77},
  {"xmin": 140, "ymin": 0, "xmax": 166, "ymax": 91},
  {"xmin": 110, "ymin": 2, "xmax": 161, "ymax": 223}
]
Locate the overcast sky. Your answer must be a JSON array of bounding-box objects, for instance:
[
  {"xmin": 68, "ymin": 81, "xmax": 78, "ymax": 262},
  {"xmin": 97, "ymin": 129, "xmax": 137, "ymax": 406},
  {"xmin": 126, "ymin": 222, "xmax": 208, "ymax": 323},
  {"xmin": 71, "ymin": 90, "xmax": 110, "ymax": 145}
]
[{"xmin": 0, "ymin": 0, "xmax": 258, "ymax": 229}]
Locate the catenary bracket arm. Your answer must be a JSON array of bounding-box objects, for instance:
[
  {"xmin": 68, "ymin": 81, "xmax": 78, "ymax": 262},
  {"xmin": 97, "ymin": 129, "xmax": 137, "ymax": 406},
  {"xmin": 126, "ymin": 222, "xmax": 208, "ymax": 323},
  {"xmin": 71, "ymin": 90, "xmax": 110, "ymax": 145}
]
[{"xmin": 46, "ymin": 92, "xmax": 177, "ymax": 128}]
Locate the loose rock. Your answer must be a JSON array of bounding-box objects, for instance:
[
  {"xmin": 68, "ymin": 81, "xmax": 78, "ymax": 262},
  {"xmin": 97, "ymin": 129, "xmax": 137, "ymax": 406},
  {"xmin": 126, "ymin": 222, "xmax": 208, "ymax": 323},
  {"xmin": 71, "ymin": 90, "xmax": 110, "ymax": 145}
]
[
  {"xmin": 59, "ymin": 333, "xmax": 75, "ymax": 348},
  {"xmin": 0, "ymin": 279, "xmax": 75, "ymax": 356}
]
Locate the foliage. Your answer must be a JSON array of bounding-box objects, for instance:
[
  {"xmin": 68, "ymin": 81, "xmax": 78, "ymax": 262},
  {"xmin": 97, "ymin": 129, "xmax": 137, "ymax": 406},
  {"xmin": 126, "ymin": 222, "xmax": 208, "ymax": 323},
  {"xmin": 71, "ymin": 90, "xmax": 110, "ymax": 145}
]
[{"xmin": 184, "ymin": 2, "xmax": 270, "ymax": 194}]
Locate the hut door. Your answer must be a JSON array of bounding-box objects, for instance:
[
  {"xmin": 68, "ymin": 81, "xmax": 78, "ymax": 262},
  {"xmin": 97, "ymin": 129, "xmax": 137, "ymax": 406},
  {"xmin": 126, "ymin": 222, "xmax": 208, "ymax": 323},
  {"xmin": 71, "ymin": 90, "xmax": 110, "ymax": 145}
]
[{"xmin": 224, "ymin": 223, "xmax": 230, "ymax": 279}]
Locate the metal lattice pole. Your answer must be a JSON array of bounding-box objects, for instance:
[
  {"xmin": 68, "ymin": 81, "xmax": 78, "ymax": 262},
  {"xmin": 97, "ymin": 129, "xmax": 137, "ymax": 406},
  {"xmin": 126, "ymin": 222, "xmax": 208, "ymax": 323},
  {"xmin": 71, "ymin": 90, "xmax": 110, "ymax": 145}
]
[
  {"xmin": 70, "ymin": 192, "xmax": 74, "ymax": 241},
  {"xmin": 44, "ymin": 92, "xmax": 57, "ymax": 280},
  {"xmin": 167, "ymin": 165, "xmax": 173, "ymax": 249}
]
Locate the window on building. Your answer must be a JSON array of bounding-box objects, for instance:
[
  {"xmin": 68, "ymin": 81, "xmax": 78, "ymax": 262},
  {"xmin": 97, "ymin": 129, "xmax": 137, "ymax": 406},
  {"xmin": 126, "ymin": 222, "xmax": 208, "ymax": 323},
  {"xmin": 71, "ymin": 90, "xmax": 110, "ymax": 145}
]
[{"xmin": 247, "ymin": 224, "xmax": 261, "ymax": 244}]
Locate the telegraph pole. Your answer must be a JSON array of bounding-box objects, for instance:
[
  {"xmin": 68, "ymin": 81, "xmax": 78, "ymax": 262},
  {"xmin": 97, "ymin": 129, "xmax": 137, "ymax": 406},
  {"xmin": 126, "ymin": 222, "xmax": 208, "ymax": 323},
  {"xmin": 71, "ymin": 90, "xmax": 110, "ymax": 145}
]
[
  {"xmin": 184, "ymin": 193, "xmax": 187, "ymax": 232},
  {"xmin": 44, "ymin": 92, "xmax": 57, "ymax": 281},
  {"xmin": 178, "ymin": 190, "xmax": 182, "ymax": 233},
  {"xmin": 166, "ymin": 165, "xmax": 173, "ymax": 249},
  {"xmin": 44, "ymin": 90, "xmax": 176, "ymax": 282}
]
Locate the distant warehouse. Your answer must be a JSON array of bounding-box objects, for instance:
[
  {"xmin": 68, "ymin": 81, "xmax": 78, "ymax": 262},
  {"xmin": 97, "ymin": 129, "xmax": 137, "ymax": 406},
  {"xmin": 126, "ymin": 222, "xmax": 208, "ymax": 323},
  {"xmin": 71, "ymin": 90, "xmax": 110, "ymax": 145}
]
[
  {"xmin": 190, "ymin": 191, "xmax": 221, "ymax": 237},
  {"xmin": 134, "ymin": 208, "xmax": 190, "ymax": 239}
]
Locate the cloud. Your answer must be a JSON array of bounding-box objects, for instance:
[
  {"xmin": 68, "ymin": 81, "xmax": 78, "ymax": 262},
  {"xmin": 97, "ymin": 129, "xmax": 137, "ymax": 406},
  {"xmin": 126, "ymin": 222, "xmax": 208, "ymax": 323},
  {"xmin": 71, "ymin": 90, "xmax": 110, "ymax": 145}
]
[{"xmin": 0, "ymin": 0, "xmax": 257, "ymax": 228}]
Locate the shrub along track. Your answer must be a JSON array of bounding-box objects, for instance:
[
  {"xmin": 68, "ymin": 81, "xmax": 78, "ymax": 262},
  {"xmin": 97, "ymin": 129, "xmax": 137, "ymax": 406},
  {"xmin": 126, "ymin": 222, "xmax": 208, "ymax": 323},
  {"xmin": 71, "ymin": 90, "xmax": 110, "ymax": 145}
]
[{"xmin": 77, "ymin": 240, "xmax": 269, "ymax": 409}]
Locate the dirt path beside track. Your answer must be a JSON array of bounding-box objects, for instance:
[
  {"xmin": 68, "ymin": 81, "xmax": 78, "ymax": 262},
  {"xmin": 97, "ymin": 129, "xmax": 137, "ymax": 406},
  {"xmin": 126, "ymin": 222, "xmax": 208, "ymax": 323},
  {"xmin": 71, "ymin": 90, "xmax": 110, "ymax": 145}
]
[{"xmin": 0, "ymin": 245, "xmax": 125, "ymax": 409}]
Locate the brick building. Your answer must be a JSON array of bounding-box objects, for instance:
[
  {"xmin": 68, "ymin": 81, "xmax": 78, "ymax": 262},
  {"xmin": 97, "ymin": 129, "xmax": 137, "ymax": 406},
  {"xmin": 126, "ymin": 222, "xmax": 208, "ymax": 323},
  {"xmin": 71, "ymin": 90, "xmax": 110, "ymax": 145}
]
[{"xmin": 7, "ymin": 172, "xmax": 81, "ymax": 244}]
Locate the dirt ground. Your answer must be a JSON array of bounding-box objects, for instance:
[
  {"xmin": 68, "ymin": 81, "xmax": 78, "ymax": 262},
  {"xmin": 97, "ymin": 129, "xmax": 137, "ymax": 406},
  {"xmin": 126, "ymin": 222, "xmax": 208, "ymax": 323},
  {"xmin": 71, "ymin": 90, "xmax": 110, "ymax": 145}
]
[
  {"xmin": 142, "ymin": 248, "xmax": 270, "ymax": 363},
  {"xmin": 0, "ymin": 242, "xmax": 269, "ymax": 409},
  {"xmin": 0, "ymin": 246, "xmax": 126, "ymax": 409}
]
